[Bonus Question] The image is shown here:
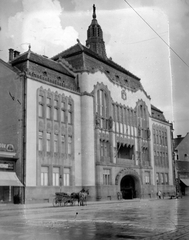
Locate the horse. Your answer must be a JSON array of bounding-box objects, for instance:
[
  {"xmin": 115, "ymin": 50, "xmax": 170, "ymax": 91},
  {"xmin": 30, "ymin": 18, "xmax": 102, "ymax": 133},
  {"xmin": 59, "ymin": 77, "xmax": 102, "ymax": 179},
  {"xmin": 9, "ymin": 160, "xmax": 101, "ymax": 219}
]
[
  {"xmin": 79, "ymin": 189, "xmax": 89, "ymax": 206},
  {"xmin": 71, "ymin": 189, "xmax": 89, "ymax": 206},
  {"xmin": 70, "ymin": 192, "xmax": 80, "ymax": 206}
]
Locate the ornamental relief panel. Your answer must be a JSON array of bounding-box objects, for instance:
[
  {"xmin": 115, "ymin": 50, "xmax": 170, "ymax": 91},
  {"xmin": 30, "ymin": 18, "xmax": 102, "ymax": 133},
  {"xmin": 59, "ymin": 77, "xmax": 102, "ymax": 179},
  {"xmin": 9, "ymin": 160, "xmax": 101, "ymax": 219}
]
[
  {"xmin": 54, "ymin": 124, "xmax": 59, "ymax": 134},
  {"xmin": 68, "ymin": 125, "xmax": 72, "ymax": 136},
  {"xmin": 38, "ymin": 120, "xmax": 44, "ymax": 132}
]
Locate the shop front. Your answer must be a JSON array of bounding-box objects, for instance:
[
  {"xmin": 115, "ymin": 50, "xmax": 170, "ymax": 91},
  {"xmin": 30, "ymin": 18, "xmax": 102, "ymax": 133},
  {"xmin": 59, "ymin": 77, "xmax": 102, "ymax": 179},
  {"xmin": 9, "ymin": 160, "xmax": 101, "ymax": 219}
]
[{"xmin": 0, "ymin": 143, "xmax": 23, "ymax": 204}]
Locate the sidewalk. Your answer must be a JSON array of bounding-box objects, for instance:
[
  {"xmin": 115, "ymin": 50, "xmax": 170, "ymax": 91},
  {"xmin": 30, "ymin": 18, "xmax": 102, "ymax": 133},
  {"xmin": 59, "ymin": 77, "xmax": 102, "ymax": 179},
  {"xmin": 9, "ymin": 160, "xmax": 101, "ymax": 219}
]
[
  {"xmin": 0, "ymin": 196, "xmax": 172, "ymax": 211},
  {"xmin": 0, "ymin": 198, "xmax": 144, "ymax": 210}
]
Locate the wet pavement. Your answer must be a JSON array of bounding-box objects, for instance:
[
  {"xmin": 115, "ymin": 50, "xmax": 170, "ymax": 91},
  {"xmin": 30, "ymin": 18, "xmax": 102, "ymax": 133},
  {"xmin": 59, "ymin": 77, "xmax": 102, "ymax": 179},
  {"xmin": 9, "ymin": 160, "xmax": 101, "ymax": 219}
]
[{"xmin": 0, "ymin": 196, "xmax": 189, "ymax": 239}]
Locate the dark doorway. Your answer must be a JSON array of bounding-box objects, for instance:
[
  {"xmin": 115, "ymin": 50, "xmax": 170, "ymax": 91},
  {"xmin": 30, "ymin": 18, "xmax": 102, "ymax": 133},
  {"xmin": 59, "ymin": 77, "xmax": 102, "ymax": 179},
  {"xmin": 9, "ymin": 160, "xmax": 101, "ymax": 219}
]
[{"xmin": 120, "ymin": 175, "xmax": 136, "ymax": 199}]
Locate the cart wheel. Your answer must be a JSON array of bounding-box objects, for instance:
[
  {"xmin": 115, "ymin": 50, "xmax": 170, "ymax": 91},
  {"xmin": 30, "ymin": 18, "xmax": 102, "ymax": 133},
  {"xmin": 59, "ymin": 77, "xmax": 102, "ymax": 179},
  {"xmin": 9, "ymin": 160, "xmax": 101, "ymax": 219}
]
[{"xmin": 53, "ymin": 198, "xmax": 60, "ymax": 207}]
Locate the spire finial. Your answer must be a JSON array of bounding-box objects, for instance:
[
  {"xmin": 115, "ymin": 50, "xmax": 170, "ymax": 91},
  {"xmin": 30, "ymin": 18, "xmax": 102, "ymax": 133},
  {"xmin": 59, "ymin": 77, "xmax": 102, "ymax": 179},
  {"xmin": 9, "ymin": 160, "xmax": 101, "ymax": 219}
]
[{"xmin": 93, "ymin": 4, "xmax": 96, "ymax": 19}]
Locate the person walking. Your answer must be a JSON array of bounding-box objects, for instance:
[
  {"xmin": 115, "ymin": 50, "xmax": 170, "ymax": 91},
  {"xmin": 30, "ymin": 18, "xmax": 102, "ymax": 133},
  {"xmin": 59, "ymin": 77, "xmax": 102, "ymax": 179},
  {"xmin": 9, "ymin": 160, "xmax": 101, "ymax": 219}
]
[{"xmin": 158, "ymin": 190, "xmax": 162, "ymax": 199}]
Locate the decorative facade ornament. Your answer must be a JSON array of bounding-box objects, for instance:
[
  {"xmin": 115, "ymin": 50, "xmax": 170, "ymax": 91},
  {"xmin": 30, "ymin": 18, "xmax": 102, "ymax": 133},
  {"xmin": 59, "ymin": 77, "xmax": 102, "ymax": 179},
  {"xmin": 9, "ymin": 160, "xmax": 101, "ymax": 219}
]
[
  {"xmin": 147, "ymin": 128, "xmax": 151, "ymax": 139},
  {"xmin": 138, "ymin": 123, "xmax": 141, "ymax": 137},
  {"xmin": 109, "ymin": 116, "xmax": 113, "ymax": 130},
  {"xmin": 95, "ymin": 112, "xmax": 100, "ymax": 127},
  {"xmin": 121, "ymin": 89, "xmax": 127, "ymax": 100}
]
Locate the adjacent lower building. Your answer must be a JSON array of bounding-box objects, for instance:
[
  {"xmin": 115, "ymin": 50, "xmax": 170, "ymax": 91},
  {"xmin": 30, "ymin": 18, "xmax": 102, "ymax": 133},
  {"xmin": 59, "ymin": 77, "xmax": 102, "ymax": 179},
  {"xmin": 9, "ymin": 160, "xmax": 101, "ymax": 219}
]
[
  {"xmin": 0, "ymin": 5, "xmax": 175, "ymax": 203},
  {"xmin": 174, "ymin": 133, "xmax": 189, "ymax": 196}
]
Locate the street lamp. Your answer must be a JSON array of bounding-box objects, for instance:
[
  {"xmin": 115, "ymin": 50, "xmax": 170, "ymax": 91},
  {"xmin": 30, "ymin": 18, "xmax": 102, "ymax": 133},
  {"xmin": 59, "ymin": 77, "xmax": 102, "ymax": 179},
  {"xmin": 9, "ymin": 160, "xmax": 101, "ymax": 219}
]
[{"xmin": 59, "ymin": 175, "xmax": 62, "ymax": 193}]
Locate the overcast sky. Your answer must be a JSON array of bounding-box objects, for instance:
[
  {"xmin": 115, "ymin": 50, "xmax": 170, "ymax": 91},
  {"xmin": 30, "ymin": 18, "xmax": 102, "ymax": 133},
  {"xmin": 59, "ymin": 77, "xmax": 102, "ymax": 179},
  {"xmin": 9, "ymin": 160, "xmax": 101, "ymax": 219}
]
[{"xmin": 0, "ymin": 0, "xmax": 189, "ymax": 137}]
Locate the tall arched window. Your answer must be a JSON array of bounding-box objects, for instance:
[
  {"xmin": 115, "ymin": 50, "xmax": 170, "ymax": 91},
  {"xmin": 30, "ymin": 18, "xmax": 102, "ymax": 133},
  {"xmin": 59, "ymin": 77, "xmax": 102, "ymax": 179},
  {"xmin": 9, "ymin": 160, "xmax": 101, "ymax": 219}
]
[{"xmin": 96, "ymin": 89, "xmax": 109, "ymax": 130}]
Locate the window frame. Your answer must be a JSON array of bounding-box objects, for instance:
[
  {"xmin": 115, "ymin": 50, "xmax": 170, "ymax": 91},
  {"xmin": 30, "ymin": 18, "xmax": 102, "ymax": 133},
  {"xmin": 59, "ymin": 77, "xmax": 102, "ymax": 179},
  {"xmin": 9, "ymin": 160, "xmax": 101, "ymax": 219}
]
[{"xmin": 41, "ymin": 166, "xmax": 49, "ymax": 186}]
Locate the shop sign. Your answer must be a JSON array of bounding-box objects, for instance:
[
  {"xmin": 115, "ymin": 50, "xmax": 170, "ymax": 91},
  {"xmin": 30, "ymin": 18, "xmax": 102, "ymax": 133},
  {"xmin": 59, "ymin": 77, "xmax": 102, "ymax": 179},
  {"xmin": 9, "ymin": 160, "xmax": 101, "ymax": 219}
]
[
  {"xmin": 0, "ymin": 162, "xmax": 14, "ymax": 170},
  {"xmin": 0, "ymin": 143, "xmax": 14, "ymax": 152}
]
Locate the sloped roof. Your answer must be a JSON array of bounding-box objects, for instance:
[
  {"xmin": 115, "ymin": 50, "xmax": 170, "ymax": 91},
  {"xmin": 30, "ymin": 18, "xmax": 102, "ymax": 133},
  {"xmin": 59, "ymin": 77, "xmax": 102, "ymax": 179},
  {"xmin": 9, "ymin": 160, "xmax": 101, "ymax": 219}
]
[
  {"xmin": 174, "ymin": 137, "xmax": 184, "ymax": 149},
  {"xmin": 176, "ymin": 161, "xmax": 189, "ymax": 172},
  {"xmin": 151, "ymin": 104, "xmax": 167, "ymax": 122},
  {"xmin": 52, "ymin": 43, "xmax": 140, "ymax": 81},
  {"xmin": 11, "ymin": 49, "xmax": 75, "ymax": 77},
  {"xmin": 151, "ymin": 104, "xmax": 163, "ymax": 113}
]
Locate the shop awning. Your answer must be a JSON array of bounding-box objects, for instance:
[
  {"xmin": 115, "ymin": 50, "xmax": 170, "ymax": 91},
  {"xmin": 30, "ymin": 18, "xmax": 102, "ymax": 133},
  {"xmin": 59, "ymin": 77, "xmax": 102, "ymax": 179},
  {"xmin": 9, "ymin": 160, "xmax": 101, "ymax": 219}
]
[
  {"xmin": 180, "ymin": 179, "xmax": 189, "ymax": 186},
  {"xmin": 0, "ymin": 172, "xmax": 23, "ymax": 186}
]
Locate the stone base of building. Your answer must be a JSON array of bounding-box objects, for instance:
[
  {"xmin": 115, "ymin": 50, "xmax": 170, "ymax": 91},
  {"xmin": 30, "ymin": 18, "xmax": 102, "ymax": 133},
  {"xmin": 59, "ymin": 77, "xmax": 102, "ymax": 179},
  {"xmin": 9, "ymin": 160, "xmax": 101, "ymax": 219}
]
[{"xmin": 23, "ymin": 184, "xmax": 176, "ymax": 204}]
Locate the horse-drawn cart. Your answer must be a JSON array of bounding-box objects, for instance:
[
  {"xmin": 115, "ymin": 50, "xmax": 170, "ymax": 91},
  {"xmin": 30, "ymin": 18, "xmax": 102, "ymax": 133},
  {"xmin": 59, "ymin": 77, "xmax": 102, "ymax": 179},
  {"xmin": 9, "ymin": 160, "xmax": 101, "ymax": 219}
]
[
  {"xmin": 52, "ymin": 189, "xmax": 89, "ymax": 207},
  {"xmin": 53, "ymin": 192, "xmax": 75, "ymax": 207}
]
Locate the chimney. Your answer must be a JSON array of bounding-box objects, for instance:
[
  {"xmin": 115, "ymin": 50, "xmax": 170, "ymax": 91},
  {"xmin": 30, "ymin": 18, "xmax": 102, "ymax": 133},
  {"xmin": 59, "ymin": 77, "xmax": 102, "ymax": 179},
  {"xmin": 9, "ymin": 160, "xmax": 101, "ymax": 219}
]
[
  {"xmin": 14, "ymin": 50, "xmax": 20, "ymax": 58},
  {"xmin": 9, "ymin": 48, "xmax": 14, "ymax": 61}
]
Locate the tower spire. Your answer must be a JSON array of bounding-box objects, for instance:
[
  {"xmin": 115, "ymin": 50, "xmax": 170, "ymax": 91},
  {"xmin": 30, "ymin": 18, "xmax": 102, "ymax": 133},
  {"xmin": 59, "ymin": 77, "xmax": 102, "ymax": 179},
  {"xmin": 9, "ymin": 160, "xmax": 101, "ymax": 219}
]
[
  {"xmin": 86, "ymin": 5, "xmax": 107, "ymax": 59},
  {"xmin": 93, "ymin": 4, "xmax": 96, "ymax": 19}
]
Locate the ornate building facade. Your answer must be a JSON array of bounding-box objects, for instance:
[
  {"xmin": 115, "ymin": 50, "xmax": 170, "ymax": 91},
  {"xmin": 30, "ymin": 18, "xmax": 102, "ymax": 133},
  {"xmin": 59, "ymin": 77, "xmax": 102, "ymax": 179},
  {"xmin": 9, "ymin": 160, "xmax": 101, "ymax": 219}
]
[{"xmin": 0, "ymin": 5, "xmax": 175, "ymax": 203}]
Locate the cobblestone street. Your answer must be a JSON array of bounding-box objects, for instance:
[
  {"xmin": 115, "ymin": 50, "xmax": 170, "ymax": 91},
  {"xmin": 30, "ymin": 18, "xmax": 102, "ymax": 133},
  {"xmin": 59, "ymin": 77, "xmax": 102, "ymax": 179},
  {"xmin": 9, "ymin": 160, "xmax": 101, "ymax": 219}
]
[{"xmin": 0, "ymin": 196, "xmax": 189, "ymax": 239}]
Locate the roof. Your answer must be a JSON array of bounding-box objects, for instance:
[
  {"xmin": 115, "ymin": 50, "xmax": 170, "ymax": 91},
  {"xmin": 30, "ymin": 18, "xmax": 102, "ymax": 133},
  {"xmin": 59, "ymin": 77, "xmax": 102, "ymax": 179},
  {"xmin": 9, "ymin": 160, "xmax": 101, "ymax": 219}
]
[
  {"xmin": 151, "ymin": 104, "xmax": 163, "ymax": 113},
  {"xmin": 151, "ymin": 104, "xmax": 167, "ymax": 122},
  {"xmin": 11, "ymin": 49, "xmax": 75, "ymax": 77},
  {"xmin": 52, "ymin": 43, "xmax": 141, "ymax": 81},
  {"xmin": 176, "ymin": 161, "xmax": 189, "ymax": 172},
  {"xmin": 174, "ymin": 137, "xmax": 184, "ymax": 149},
  {"xmin": 0, "ymin": 58, "xmax": 20, "ymax": 74}
]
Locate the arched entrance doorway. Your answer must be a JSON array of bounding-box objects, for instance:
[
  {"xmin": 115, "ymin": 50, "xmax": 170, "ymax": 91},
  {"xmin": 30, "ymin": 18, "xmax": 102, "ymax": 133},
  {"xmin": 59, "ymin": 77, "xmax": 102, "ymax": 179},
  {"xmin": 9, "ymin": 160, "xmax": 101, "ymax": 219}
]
[{"xmin": 120, "ymin": 175, "xmax": 136, "ymax": 199}]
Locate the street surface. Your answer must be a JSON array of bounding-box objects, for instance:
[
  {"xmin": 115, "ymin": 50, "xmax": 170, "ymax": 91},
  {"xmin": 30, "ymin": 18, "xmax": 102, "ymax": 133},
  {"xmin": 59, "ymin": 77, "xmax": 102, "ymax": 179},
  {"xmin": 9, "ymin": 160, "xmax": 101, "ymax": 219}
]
[{"xmin": 0, "ymin": 197, "xmax": 189, "ymax": 239}]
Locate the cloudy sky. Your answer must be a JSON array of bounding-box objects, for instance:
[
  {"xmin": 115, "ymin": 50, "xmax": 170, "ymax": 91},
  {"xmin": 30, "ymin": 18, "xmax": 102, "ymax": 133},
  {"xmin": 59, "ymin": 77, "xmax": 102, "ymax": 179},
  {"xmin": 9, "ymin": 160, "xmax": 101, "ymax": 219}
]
[{"xmin": 0, "ymin": 0, "xmax": 189, "ymax": 137}]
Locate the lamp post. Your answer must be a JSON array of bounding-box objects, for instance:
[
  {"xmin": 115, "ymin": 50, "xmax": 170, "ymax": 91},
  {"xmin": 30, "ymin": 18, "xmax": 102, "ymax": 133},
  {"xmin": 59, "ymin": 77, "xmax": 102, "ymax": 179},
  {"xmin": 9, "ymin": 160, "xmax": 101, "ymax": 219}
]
[{"xmin": 59, "ymin": 175, "xmax": 62, "ymax": 193}]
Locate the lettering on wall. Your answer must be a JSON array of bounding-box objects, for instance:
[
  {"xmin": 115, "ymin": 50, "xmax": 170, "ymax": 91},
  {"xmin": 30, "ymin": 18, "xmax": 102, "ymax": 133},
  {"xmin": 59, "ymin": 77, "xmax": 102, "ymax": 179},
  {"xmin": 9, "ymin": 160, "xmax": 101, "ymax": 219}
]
[{"xmin": 0, "ymin": 143, "xmax": 14, "ymax": 152}]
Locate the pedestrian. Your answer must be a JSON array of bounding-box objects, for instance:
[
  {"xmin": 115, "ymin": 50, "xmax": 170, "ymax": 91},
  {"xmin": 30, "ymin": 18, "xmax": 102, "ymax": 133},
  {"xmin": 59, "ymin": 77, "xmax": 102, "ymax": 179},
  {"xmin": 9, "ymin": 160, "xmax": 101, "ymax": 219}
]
[{"xmin": 158, "ymin": 190, "xmax": 162, "ymax": 199}]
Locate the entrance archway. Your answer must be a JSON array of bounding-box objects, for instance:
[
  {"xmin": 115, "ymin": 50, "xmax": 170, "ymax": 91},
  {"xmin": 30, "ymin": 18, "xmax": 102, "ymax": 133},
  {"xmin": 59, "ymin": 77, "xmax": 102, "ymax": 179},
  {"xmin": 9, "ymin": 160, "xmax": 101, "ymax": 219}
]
[
  {"xmin": 115, "ymin": 168, "xmax": 141, "ymax": 199},
  {"xmin": 120, "ymin": 175, "xmax": 136, "ymax": 199}
]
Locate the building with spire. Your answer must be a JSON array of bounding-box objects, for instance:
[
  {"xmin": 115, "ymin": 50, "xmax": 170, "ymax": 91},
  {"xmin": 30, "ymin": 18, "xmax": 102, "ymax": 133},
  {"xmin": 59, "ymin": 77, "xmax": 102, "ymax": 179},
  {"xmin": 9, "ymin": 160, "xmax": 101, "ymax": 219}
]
[{"xmin": 0, "ymin": 5, "xmax": 175, "ymax": 203}]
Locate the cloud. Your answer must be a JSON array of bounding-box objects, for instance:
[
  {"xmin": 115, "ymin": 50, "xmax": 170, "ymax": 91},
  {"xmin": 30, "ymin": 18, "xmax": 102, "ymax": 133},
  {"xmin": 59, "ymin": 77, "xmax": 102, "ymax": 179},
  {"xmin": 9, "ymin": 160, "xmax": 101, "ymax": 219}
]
[{"xmin": 8, "ymin": 0, "xmax": 78, "ymax": 56}]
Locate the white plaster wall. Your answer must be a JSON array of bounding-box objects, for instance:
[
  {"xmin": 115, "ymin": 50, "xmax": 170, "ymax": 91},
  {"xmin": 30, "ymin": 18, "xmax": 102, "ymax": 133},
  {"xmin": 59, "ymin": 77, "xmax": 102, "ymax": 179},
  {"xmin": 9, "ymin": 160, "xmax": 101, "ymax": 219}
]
[
  {"xmin": 166, "ymin": 125, "xmax": 174, "ymax": 185},
  {"xmin": 81, "ymin": 95, "xmax": 95, "ymax": 186},
  {"xmin": 149, "ymin": 117, "xmax": 155, "ymax": 185},
  {"xmin": 79, "ymin": 71, "xmax": 151, "ymax": 111},
  {"xmin": 25, "ymin": 78, "xmax": 82, "ymax": 186},
  {"xmin": 151, "ymin": 119, "xmax": 174, "ymax": 185}
]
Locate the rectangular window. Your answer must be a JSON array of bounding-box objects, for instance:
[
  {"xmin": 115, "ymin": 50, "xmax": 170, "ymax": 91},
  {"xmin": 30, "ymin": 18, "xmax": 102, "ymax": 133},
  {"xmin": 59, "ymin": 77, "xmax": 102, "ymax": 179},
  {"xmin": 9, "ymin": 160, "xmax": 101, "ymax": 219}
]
[
  {"xmin": 38, "ymin": 131, "xmax": 43, "ymax": 151},
  {"xmin": 165, "ymin": 173, "xmax": 168, "ymax": 184},
  {"xmin": 46, "ymin": 133, "xmax": 51, "ymax": 152},
  {"xmin": 53, "ymin": 167, "xmax": 60, "ymax": 186},
  {"xmin": 38, "ymin": 104, "xmax": 43, "ymax": 117},
  {"xmin": 100, "ymin": 140, "xmax": 104, "ymax": 157},
  {"xmin": 99, "ymin": 90, "xmax": 103, "ymax": 116},
  {"xmin": 145, "ymin": 171, "xmax": 150, "ymax": 184},
  {"xmin": 41, "ymin": 166, "xmax": 48, "ymax": 186},
  {"xmin": 54, "ymin": 108, "xmax": 58, "ymax": 121},
  {"xmin": 161, "ymin": 173, "xmax": 164, "ymax": 184},
  {"xmin": 61, "ymin": 135, "xmax": 65, "ymax": 154},
  {"xmin": 156, "ymin": 173, "xmax": 159, "ymax": 184},
  {"xmin": 54, "ymin": 134, "xmax": 58, "ymax": 153},
  {"xmin": 61, "ymin": 109, "xmax": 65, "ymax": 122},
  {"xmin": 46, "ymin": 106, "xmax": 51, "ymax": 119},
  {"xmin": 103, "ymin": 169, "xmax": 110, "ymax": 185},
  {"xmin": 68, "ymin": 136, "xmax": 72, "ymax": 155},
  {"xmin": 39, "ymin": 95, "xmax": 43, "ymax": 102},
  {"xmin": 61, "ymin": 101, "xmax": 65, "ymax": 109},
  {"xmin": 54, "ymin": 100, "xmax": 58, "ymax": 107},
  {"xmin": 63, "ymin": 168, "xmax": 70, "ymax": 186},
  {"xmin": 47, "ymin": 97, "xmax": 51, "ymax": 105},
  {"xmin": 68, "ymin": 111, "xmax": 72, "ymax": 124}
]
